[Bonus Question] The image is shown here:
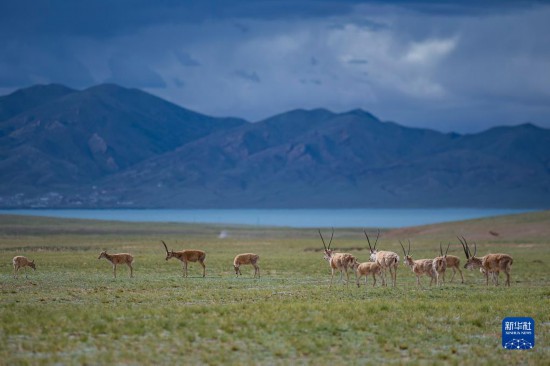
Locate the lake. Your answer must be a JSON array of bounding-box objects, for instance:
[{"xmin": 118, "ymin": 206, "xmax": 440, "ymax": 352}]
[{"xmin": 0, "ymin": 208, "xmax": 534, "ymax": 228}]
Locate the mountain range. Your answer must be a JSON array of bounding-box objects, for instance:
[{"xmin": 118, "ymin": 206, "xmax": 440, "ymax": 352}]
[{"xmin": 1, "ymin": 84, "xmax": 549, "ymax": 208}]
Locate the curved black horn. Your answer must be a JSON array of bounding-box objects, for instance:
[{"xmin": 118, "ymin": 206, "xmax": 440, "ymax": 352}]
[
  {"xmin": 373, "ymin": 229, "xmax": 380, "ymax": 250},
  {"xmin": 399, "ymin": 240, "xmax": 407, "ymax": 257},
  {"xmin": 462, "ymin": 236, "xmax": 473, "ymax": 258},
  {"xmin": 318, "ymin": 229, "xmax": 327, "ymax": 250},
  {"xmin": 328, "ymin": 227, "xmax": 334, "ymax": 250},
  {"xmin": 161, "ymin": 240, "xmax": 169, "ymax": 254},
  {"xmin": 364, "ymin": 230, "xmax": 373, "ymax": 252},
  {"xmin": 457, "ymin": 236, "xmax": 470, "ymax": 259}
]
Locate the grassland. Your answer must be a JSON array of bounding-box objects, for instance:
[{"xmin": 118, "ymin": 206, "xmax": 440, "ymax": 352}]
[{"xmin": 1, "ymin": 211, "xmax": 549, "ymax": 365}]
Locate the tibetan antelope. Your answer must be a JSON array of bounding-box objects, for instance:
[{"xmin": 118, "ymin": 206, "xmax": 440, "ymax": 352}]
[
  {"xmin": 432, "ymin": 243, "xmax": 450, "ymax": 286},
  {"xmin": 98, "ymin": 250, "xmax": 134, "ymax": 278},
  {"xmin": 12, "ymin": 256, "xmax": 36, "ymax": 279},
  {"xmin": 319, "ymin": 228, "xmax": 356, "ymax": 286},
  {"xmin": 352, "ymin": 260, "xmax": 382, "ymax": 288},
  {"xmin": 233, "ymin": 253, "xmax": 260, "ymax": 278},
  {"xmin": 399, "ymin": 240, "xmax": 436, "ymax": 287},
  {"xmin": 162, "ymin": 240, "xmax": 206, "ymax": 277},
  {"xmin": 444, "ymin": 254, "xmax": 464, "ymax": 284},
  {"xmin": 458, "ymin": 236, "xmax": 513, "ymax": 286},
  {"xmin": 364, "ymin": 230, "xmax": 399, "ymax": 287}
]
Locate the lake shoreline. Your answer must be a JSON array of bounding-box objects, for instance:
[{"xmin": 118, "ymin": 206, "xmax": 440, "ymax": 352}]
[{"xmin": 0, "ymin": 208, "xmax": 535, "ymax": 228}]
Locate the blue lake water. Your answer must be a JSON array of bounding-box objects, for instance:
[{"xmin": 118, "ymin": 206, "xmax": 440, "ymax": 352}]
[{"xmin": 0, "ymin": 208, "xmax": 534, "ymax": 228}]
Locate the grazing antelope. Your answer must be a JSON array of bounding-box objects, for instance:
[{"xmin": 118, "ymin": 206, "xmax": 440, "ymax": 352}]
[
  {"xmin": 233, "ymin": 253, "xmax": 260, "ymax": 278},
  {"xmin": 12, "ymin": 256, "xmax": 36, "ymax": 279},
  {"xmin": 98, "ymin": 250, "xmax": 134, "ymax": 278},
  {"xmin": 319, "ymin": 229, "xmax": 356, "ymax": 286},
  {"xmin": 162, "ymin": 240, "xmax": 206, "ymax": 277},
  {"xmin": 364, "ymin": 230, "xmax": 399, "ymax": 287},
  {"xmin": 432, "ymin": 243, "xmax": 450, "ymax": 286},
  {"xmin": 458, "ymin": 236, "xmax": 513, "ymax": 286},
  {"xmin": 352, "ymin": 260, "xmax": 382, "ymax": 288},
  {"xmin": 399, "ymin": 240, "xmax": 436, "ymax": 287}
]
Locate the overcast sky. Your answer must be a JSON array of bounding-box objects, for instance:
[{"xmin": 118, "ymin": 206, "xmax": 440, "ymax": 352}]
[{"xmin": 1, "ymin": 0, "xmax": 549, "ymax": 132}]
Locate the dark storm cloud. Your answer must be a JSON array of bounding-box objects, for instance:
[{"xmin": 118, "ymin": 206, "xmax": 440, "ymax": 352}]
[
  {"xmin": 0, "ymin": 0, "xmax": 531, "ymax": 39},
  {"xmin": 0, "ymin": 0, "xmax": 360, "ymax": 39},
  {"xmin": 0, "ymin": 0, "xmax": 549, "ymax": 132},
  {"xmin": 107, "ymin": 57, "xmax": 166, "ymax": 88},
  {"xmin": 0, "ymin": 39, "xmax": 94, "ymax": 88}
]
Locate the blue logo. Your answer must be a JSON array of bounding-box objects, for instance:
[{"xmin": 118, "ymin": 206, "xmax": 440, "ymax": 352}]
[{"xmin": 502, "ymin": 317, "xmax": 535, "ymax": 350}]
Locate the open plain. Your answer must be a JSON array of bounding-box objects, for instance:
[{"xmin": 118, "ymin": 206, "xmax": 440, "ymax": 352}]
[{"xmin": 1, "ymin": 211, "xmax": 549, "ymax": 365}]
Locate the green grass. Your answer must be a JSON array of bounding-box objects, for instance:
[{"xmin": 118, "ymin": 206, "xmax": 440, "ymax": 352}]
[{"xmin": 1, "ymin": 212, "xmax": 549, "ymax": 365}]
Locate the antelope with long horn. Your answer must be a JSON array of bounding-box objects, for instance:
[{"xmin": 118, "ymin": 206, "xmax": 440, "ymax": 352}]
[
  {"xmin": 432, "ymin": 243, "xmax": 450, "ymax": 286},
  {"xmin": 319, "ymin": 228, "xmax": 356, "ymax": 286},
  {"xmin": 364, "ymin": 229, "xmax": 399, "ymax": 287},
  {"xmin": 458, "ymin": 236, "xmax": 513, "ymax": 286},
  {"xmin": 399, "ymin": 240, "xmax": 436, "ymax": 287},
  {"xmin": 98, "ymin": 250, "xmax": 134, "ymax": 278},
  {"xmin": 12, "ymin": 256, "xmax": 36, "ymax": 279},
  {"xmin": 162, "ymin": 240, "xmax": 206, "ymax": 278}
]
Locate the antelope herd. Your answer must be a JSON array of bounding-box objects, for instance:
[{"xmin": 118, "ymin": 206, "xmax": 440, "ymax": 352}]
[
  {"xmin": 9, "ymin": 231, "xmax": 513, "ymax": 287},
  {"xmin": 317, "ymin": 229, "xmax": 513, "ymax": 288}
]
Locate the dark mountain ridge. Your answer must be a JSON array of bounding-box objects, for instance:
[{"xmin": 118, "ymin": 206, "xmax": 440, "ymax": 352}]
[
  {"xmin": 0, "ymin": 84, "xmax": 246, "ymax": 194},
  {"xmin": 0, "ymin": 84, "xmax": 77, "ymax": 123},
  {"xmin": 0, "ymin": 84, "xmax": 548, "ymax": 208}
]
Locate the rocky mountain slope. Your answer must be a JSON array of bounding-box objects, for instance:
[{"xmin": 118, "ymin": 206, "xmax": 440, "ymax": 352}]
[{"xmin": 1, "ymin": 84, "xmax": 548, "ymax": 208}]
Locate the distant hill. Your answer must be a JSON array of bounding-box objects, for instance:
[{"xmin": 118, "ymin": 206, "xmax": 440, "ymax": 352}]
[
  {"xmin": 0, "ymin": 84, "xmax": 246, "ymax": 200},
  {"xmin": 0, "ymin": 84, "xmax": 549, "ymax": 208}
]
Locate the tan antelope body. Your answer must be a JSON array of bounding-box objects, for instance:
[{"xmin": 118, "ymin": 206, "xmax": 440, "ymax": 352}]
[
  {"xmin": 444, "ymin": 255, "xmax": 464, "ymax": 283},
  {"xmin": 98, "ymin": 251, "xmax": 134, "ymax": 278},
  {"xmin": 458, "ymin": 237, "xmax": 513, "ymax": 286},
  {"xmin": 233, "ymin": 253, "xmax": 260, "ymax": 278},
  {"xmin": 365, "ymin": 230, "xmax": 399, "ymax": 287},
  {"xmin": 400, "ymin": 241, "xmax": 436, "ymax": 287},
  {"xmin": 352, "ymin": 260, "xmax": 382, "ymax": 288},
  {"xmin": 12, "ymin": 256, "xmax": 36, "ymax": 278},
  {"xmin": 162, "ymin": 241, "xmax": 206, "ymax": 277},
  {"xmin": 432, "ymin": 243, "xmax": 450, "ymax": 286},
  {"xmin": 319, "ymin": 229, "xmax": 356, "ymax": 286}
]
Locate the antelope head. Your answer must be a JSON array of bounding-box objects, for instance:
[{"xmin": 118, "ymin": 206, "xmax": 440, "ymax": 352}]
[
  {"xmin": 29, "ymin": 260, "xmax": 36, "ymax": 270},
  {"xmin": 399, "ymin": 239, "xmax": 413, "ymax": 266},
  {"xmin": 318, "ymin": 228, "xmax": 334, "ymax": 261},
  {"xmin": 98, "ymin": 250, "xmax": 107, "ymax": 260},
  {"xmin": 458, "ymin": 236, "xmax": 480, "ymax": 270},
  {"xmin": 364, "ymin": 229, "xmax": 380, "ymax": 262},
  {"xmin": 161, "ymin": 240, "xmax": 176, "ymax": 260}
]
